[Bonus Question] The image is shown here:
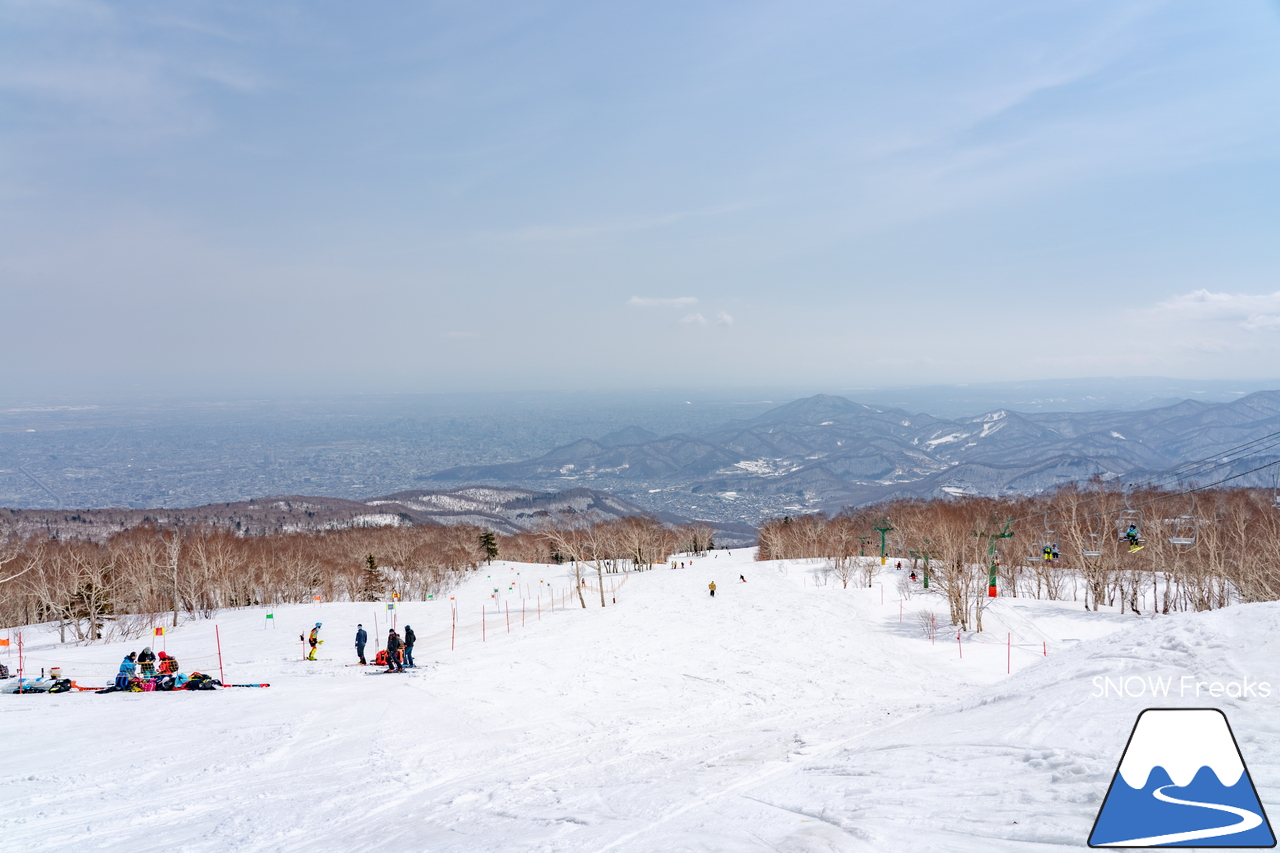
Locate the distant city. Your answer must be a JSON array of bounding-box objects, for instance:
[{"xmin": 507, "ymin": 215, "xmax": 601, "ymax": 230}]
[{"xmin": 2, "ymin": 378, "xmax": 1277, "ymax": 525}]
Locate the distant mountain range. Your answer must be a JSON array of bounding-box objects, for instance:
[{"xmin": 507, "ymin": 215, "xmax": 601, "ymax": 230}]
[{"xmin": 417, "ymin": 391, "xmax": 1280, "ymax": 521}]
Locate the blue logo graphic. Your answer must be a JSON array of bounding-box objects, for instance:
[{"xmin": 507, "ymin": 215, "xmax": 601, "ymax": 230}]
[{"xmin": 1089, "ymin": 708, "xmax": 1275, "ymax": 847}]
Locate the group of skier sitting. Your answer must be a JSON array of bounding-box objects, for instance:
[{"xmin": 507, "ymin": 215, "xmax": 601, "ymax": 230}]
[{"xmin": 103, "ymin": 646, "xmax": 215, "ymax": 692}]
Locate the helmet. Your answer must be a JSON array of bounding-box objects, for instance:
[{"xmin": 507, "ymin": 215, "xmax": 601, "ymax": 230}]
[{"xmin": 315, "ymin": 622, "xmax": 322, "ymax": 628}]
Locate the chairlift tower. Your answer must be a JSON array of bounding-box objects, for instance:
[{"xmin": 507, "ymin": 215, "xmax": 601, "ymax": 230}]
[
  {"xmin": 975, "ymin": 518, "xmax": 1014, "ymax": 598},
  {"xmin": 873, "ymin": 519, "xmax": 894, "ymax": 566}
]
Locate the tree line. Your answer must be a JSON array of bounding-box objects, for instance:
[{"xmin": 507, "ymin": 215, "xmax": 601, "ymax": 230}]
[
  {"xmin": 0, "ymin": 514, "xmax": 717, "ymax": 641},
  {"xmin": 758, "ymin": 483, "xmax": 1280, "ymax": 631}
]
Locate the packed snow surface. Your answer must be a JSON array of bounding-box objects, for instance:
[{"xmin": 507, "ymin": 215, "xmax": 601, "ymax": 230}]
[{"xmin": 3, "ymin": 549, "xmax": 1279, "ymax": 851}]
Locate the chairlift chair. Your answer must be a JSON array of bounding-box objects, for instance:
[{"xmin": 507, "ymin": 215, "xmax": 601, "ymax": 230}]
[
  {"xmin": 1167, "ymin": 494, "xmax": 1198, "ymax": 546},
  {"xmin": 1082, "ymin": 532, "xmax": 1102, "ymax": 559},
  {"xmin": 1273, "ymin": 470, "xmax": 1280, "ymax": 510},
  {"xmin": 1116, "ymin": 510, "xmax": 1144, "ymax": 544}
]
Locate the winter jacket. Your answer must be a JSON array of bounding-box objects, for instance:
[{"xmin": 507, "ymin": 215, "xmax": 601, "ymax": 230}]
[
  {"xmin": 403, "ymin": 627, "xmax": 416, "ymax": 646},
  {"xmin": 355, "ymin": 628, "xmax": 367, "ymax": 646},
  {"xmin": 309, "ymin": 627, "xmax": 320, "ymax": 646},
  {"xmin": 119, "ymin": 657, "xmax": 136, "ymax": 676},
  {"xmin": 708, "ymin": 582, "xmax": 717, "ymax": 592},
  {"xmin": 386, "ymin": 633, "xmax": 402, "ymax": 655}
]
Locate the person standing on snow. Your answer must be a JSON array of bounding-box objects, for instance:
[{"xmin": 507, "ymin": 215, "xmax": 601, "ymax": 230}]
[
  {"xmin": 385, "ymin": 629, "xmax": 404, "ymax": 673},
  {"xmin": 708, "ymin": 581, "xmax": 717, "ymax": 598},
  {"xmin": 308, "ymin": 623, "xmax": 323, "ymax": 660},
  {"xmin": 402, "ymin": 624, "xmax": 416, "ymax": 668},
  {"xmin": 355, "ymin": 624, "xmax": 368, "ymax": 665}
]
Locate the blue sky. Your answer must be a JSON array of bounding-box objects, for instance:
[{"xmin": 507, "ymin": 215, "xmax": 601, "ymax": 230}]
[{"xmin": 3, "ymin": 1, "xmax": 1280, "ymax": 396}]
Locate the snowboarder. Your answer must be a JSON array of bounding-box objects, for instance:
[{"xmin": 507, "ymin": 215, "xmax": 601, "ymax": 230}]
[
  {"xmin": 910, "ymin": 571, "xmax": 918, "ymax": 581},
  {"xmin": 403, "ymin": 624, "xmax": 416, "ymax": 668},
  {"xmin": 708, "ymin": 581, "xmax": 716, "ymax": 598},
  {"xmin": 138, "ymin": 647, "xmax": 156, "ymax": 677},
  {"xmin": 896, "ymin": 561, "xmax": 902, "ymax": 570},
  {"xmin": 1042, "ymin": 545, "xmax": 1054, "ymax": 561},
  {"xmin": 355, "ymin": 624, "xmax": 367, "ymax": 665},
  {"xmin": 739, "ymin": 575, "xmax": 746, "ymax": 583},
  {"xmin": 308, "ymin": 623, "xmax": 322, "ymax": 660},
  {"xmin": 385, "ymin": 629, "xmax": 404, "ymax": 673}
]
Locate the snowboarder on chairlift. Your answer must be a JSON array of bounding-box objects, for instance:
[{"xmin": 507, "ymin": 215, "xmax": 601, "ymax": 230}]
[
  {"xmin": 308, "ymin": 623, "xmax": 322, "ymax": 660},
  {"xmin": 1123, "ymin": 524, "xmax": 1144, "ymax": 552}
]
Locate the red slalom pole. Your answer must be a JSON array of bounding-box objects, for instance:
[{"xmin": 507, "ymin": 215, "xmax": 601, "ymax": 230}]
[
  {"xmin": 1043, "ymin": 641, "xmax": 1047, "ymax": 657},
  {"xmin": 216, "ymin": 625, "xmax": 226, "ymax": 686}
]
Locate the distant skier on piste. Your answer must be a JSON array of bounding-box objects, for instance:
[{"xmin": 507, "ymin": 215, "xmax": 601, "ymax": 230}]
[
  {"xmin": 385, "ymin": 629, "xmax": 404, "ymax": 672},
  {"xmin": 708, "ymin": 581, "xmax": 716, "ymax": 598},
  {"xmin": 308, "ymin": 623, "xmax": 323, "ymax": 660},
  {"xmin": 355, "ymin": 623, "xmax": 367, "ymax": 665},
  {"xmin": 739, "ymin": 575, "xmax": 746, "ymax": 583}
]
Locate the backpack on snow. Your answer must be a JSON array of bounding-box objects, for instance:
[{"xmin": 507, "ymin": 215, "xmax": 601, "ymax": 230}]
[
  {"xmin": 374, "ymin": 650, "xmax": 388, "ymax": 666},
  {"xmin": 47, "ymin": 678, "xmax": 73, "ymax": 694},
  {"xmin": 184, "ymin": 672, "xmax": 221, "ymax": 691},
  {"xmin": 0, "ymin": 663, "xmax": 9, "ymax": 678}
]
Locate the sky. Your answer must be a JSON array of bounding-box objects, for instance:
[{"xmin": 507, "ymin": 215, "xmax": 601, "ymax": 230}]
[{"xmin": 3, "ymin": 0, "xmax": 1280, "ymax": 398}]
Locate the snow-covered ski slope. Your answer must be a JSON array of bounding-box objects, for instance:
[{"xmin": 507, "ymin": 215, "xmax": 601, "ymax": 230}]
[{"xmin": 3, "ymin": 549, "xmax": 1279, "ymax": 852}]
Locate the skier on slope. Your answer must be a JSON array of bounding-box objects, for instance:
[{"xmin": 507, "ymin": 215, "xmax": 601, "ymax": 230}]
[
  {"xmin": 355, "ymin": 624, "xmax": 368, "ymax": 665},
  {"xmin": 708, "ymin": 581, "xmax": 716, "ymax": 598},
  {"xmin": 308, "ymin": 623, "xmax": 323, "ymax": 660},
  {"xmin": 739, "ymin": 575, "xmax": 746, "ymax": 583},
  {"xmin": 385, "ymin": 629, "xmax": 404, "ymax": 673},
  {"xmin": 402, "ymin": 624, "xmax": 416, "ymax": 668}
]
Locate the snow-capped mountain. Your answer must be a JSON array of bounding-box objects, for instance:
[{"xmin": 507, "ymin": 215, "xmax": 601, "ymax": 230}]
[{"xmin": 417, "ymin": 391, "xmax": 1280, "ymax": 519}]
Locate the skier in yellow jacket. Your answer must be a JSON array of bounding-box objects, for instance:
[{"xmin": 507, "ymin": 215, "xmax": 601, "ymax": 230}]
[{"xmin": 708, "ymin": 581, "xmax": 716, "ymax": 598}]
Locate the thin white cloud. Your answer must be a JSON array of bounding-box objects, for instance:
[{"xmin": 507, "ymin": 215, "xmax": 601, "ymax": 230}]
[
  {"xmin": 1156, "ymin": 289, "xmax": 1280, "ymax": 331},
  {"xmin": 628, "ymin": 296, "xmax": 698, "ymax": 308},
  {"xmin": 678, "ymin": 311, "xmax": 733, "ymax": 327}
]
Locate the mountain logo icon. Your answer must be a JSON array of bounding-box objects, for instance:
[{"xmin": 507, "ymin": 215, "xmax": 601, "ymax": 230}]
[{"xmin": 1089, "ymin": 708, "xmax": 1275, "ymax": 847}]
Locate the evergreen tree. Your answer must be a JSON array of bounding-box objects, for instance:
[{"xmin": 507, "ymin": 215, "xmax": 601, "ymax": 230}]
[
  {"xmin": 479, "ymin": 531, "xmax": 498, "ymax": 564},
  {"xmin": 359, "ymin": 553, "xmax": 385, "ymax": 602}
]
